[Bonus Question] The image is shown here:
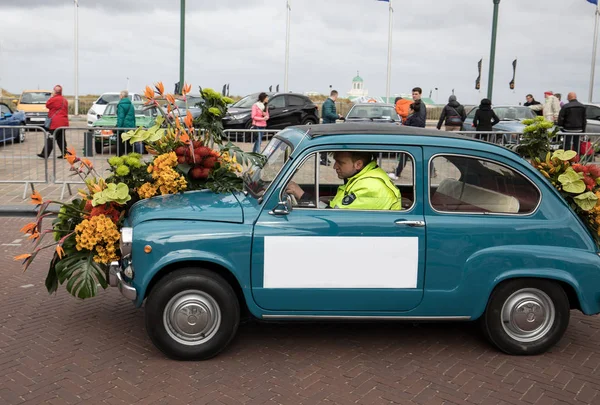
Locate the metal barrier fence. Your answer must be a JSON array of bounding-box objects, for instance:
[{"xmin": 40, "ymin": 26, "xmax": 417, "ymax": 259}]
[
  {"xmin": 223, "ymin": 129, "xmax": 281, "ymax": 153},
  {"xmin": 0, "ymin": 125, "xmax": 49, "ymax": 198}
]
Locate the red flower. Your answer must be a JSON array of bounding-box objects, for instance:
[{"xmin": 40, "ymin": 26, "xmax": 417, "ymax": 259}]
[
  {"xmin": 572, "ymin": 164, "xmax": 584, "ymax": 173},
  {"xmin": 589, "ymin": 164, "xmax": 600, "ymax": 179},
  {"xmin": 203, "ymin": 157, "xmax": 217, "ymax": 169},
  {"xmin": 570, "ymin": 154, "xmax": 580, "ymax": 163}
]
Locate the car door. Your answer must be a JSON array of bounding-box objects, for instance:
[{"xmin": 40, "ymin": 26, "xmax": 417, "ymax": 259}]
[
  {"xmin": 585, "ymin": 105, "xmax": 600, "ymax": 133},
  {"xmin": 266, "ymin": 95, "xmax": 291, "ymax": 129},
  {"xmin": 286, "ymin": 95, "xmax": 307, "ymax": 125},
  {"xmin": 0, "ymin": 104, "xmax": 17, "ymax": 142},
  {"xmin": 463, "ymin": 107, "xmax": 477, "ymax": 131},
  {"xmin": 250, "ymin": 146, "xmax": 426, "ymax": 312}
]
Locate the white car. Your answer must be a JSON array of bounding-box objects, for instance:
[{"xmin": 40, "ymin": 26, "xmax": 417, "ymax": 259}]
[{"xmin": 87, "ymin": 92, "xmax": 142, "ymax": 126}]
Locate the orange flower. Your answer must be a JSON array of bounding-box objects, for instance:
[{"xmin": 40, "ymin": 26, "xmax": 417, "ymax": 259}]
[
  {"xmin": 144, "ymin": 85, "xmax": 154, "ymax": 100},
  {"xmin": 66, "ymin": 146, "xmax": 78, "ymax": 165},
  {"xmin": 20, "ymin": 222, "xmax": 37, "ymax": 234},
  {"xmin": 31, "ymin": 191, "xmax": 43, "ymax": 205},
  {"xmin": 184, "ymin": 110, "xmax": 193, "ymax": 129},
  {"xmin": 182, "ymin": 83, "xmax": 192, "ymax": 96},
  {"xmin": 81, "ymin": 158, "xmax": 93, "ymax": 169},
  {"xmin": 179, "ymin": 131, "xmax": 190, "ymax": 145},
  {"xmin": 166, "ymin": 94, "xmax": 176, "ymax": 106},
  {"xmin": 155, "ymin": 81, "xmax": 165, "ymax": 96},
  {"xmin": 167, "ymin": 104, "xmax": 172, "ymax": 113},
  {"xmin": 28, "ymin": 231, "xmax": 40, "ymax": 240},
  {"xmin": 14, "ymin": 253, "xmax": 31, "ymax": 261},
  {"xmin": 56, "ymin": 245, "xmax": 65, "ymax": 259}
]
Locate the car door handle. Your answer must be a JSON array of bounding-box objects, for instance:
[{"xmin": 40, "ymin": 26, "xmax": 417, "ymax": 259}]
[
  {"xmin": 282, "ymin": 109, "xmax": 289, "ymax": 113},
  {"xmin": 394, "ymin": 220, "xmax": 425, "ymax": 227}
]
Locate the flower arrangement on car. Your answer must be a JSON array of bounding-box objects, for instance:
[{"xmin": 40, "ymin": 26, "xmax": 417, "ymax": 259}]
[
  {"xmin": 532, "ymin": 149, "xmax": 600, "ymax": 245},
  {"xmin": 15, "ymin": 82, "xmax": 264, "ymax": 299}
]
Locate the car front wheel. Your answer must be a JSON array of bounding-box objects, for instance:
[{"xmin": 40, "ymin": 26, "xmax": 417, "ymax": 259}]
[
  {"xmin": 145, "ymin": 268, "xmax": 240, "ymax": 360},
  {"xmin": 481, "ymin": 279, "xmax": 570, "ymax": 355},
  {"xmin": 18, "ymin": 124, "xmax": 26, "ymax": 143}
]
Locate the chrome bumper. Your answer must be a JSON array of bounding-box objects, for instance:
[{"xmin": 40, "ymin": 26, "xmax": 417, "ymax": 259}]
[{"xmin": 108, "ymin": 261, "xmax": 137, "ymax": 301}]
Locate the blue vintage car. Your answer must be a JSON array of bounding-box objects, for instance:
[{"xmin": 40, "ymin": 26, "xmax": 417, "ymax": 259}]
[
  {"xmin": 0, "ymin": 102, "xmax": 26, "ymax": 144},
  {"xmin": 109, "ymin": 123, "xmax": 600, "ymax": 360}
]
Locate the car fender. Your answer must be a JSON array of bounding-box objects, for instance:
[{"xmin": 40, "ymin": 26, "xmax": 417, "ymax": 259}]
[
  {"xmin": 133, "ymin": 249, "xmax": 248, "ymax": 308},
  {"xmin": 461, "ymin": 245, "xmax": 600, "ymax": 319}
]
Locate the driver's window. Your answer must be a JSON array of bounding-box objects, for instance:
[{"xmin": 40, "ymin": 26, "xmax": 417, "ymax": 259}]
[
  {"xmin": 269, "ymin": 97, "xmax": 285, "ymax": 109},
  {"xmin": 0, "ymin": 105, "xmax": 10, "ymax": 115}
]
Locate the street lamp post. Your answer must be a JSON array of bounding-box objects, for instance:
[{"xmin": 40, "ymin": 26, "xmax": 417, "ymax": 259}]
[
  {"xmin": 284, "ymin": 0, "xmax": 291, "ymax": 93},
  {"xmin": 487, "ymin": 0, "xmax": 501, "ymax": 101},
  {"xmin": 179, "ymin": 0, "xmax": 185, "ymax": 95},
  {"xmin": 74, "ymin": 0, "xmax": 79, "ymax": 115}
]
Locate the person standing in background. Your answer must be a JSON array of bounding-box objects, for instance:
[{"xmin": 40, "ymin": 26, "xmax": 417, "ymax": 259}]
[
  {"xmin": 557, "ymin": 92, "xmax": 586, "ymax": 152},
  {"xmin": 38, "ymin": 85, "xmax": 69, "ymax": 159},
  {"xmin": 394, "ymin": 96, "xmax": 412, "ymax": 123},
  {"xmin": 322, "ymin": 90, "xmax": 342, "ymax": 124},
  {"xmin": 251, "ymin": 92, "xmax": 269, "ymax": 154},
  {"xmin": 473, "ymin": 98, "xmax": 500, "ymax": 139},
  {"xmin": 543, "ymin": 91, "xmax": 561, "ymax": 123},
  {"xmin": 436, "ymin": 95, "xmax": 466, "ymax": 131},
  {"xmin": 116, "ymin": 90, "xmax": 136, "ymax": 156},
  {"xmin": 411, "ymin": 87, "xmax": 427, "ymax": 128}
]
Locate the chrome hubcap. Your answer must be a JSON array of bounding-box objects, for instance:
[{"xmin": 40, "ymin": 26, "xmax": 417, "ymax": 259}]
[
  {"xmin": 19, "ymin": 128, "xmax": 25, "ymax": 142},
  {"xmin": 163, "ymin": 290, "xmax": 221, "ymax": 346},
  {"xmin": 501, "ymin": 288, "xmax": 555, "ymax": 343}
]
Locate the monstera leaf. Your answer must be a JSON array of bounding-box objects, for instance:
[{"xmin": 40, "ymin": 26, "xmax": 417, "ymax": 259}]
[
  {"xmin": 92, "ymin": 183, "xmax": 131, "ymax": 206},
  {"xmin": 552, "ymin": 149, "xmax": 578, "ymax": 161},
  {"xmin": 558, "ymin": 168, "xmax": 586, "ymax": 194},
  {"xmin": 54, "ymin": 251, "xmax": 108, "ymax": 299},
  {"xmin": 574, "ymin": 191, "xmax": 599, "ymax": 211}
]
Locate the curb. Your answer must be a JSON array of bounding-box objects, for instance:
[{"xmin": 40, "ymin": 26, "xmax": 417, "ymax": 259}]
[{"xmin": 0, "ymin": 204, "xmax": 60, "ymax": 217}]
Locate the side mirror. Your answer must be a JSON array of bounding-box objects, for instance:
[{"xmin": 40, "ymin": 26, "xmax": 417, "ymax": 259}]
[
  {"xmin": 269, "ymin": 195, "xmax": 293, "ymax": 216},
  {"xmin": 3, "ymin": 113, "xmax": 12, "ymax": 119},
  {"xmin": 97, "ymin": 114, "xmax": 101, "ymax": 119},
  {"xmin": 12, "ymin": 99, "xmax": 17, "ymax": 104}
]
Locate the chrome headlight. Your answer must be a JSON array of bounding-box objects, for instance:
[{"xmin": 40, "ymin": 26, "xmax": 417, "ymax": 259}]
[
  {"xmin": 120, "ymin": 227, "xmax": 132, "ymax": 257},
  {"xmin": 88, "ymin": 108, "xmax": 96, "ymax": 115}
]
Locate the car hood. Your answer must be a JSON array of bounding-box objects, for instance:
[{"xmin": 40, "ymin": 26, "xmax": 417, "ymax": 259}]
[
  {"xmin": 495, "ymin": 121, "xmax": 526, "ymax": 131},
  {"xmin": 346, "ymin": 117, "xmax": 400, "ymax": 124},
  {"xmin": 225, "ymin": 107, "xmax": 251, "ymax": 116},
  {"xmin": 128, "ymin": 190, "xmax": 243, "ymax": 226}
]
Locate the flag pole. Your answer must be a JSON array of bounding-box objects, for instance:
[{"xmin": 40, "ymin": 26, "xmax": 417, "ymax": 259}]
[
  {"xmin": 385, "ymin": 0, "xmax": 393, "ymax": 102},
  {"xmin": 74, "ymin": 0, "xmax": 79, "ymax": 115},
  {"xmin": 589, "ymin": 2, "xmax": 600, "ymax": 103},
  {"xmin": 284, "ymin": 0, "xmax": 291, "ymax": 93}
]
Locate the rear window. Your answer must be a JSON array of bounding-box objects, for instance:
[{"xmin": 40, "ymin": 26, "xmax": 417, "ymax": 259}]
[{"xmin": 288, "ymin": 96, "xmax": 306, "ymax": 106}]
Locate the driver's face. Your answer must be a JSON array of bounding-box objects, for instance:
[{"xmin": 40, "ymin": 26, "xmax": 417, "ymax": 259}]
[{"xmin": 333, "ymin": 152, "xmax": 363, "ymax": 179}]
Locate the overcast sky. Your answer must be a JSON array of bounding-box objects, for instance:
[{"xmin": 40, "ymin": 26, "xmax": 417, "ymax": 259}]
[{"xmin": 0, "ymin": 0, "xmax": 598, "ymax": 106}]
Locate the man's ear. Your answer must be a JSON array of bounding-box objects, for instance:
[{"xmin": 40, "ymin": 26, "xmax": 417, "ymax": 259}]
[{"xmin": 354, "ymin": 160, "xmax": 364, "ymax": 171}]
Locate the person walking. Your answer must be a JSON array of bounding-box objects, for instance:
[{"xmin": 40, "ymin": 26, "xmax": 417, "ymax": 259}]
[
  {"xmin": 557, "ymin": 92, "xmax": 587, "ymax": 152},
  {"xmin": 116, "ymin": 90, "xmax": 137, "ymax": 156},
  {"xmin": 555, "ymin": 93, "xmax": 566, "ymax": 108},
  {"xmin": 322, "ymin": 90, "xmax": 342, "ymax": 124},
  {"xmin": 472, "ymin": 98, "xmax": 500, "ymax": 140},
  {"xmin": 394, "ymin": 96, "xmax": 412, "ymax": 123},
  {"xmin": 524, "ymin": 94, "xmax": 543, "ymax": 116},
  {"xmin": 411, "ymin": 87, "xmax": 427, "ymax": 128},
  {"xmin": 251, "ymin": 92, "xmax": 269, "ymax": 154},
  {"xmin": 543, "ymin": 91, "xmax": 561, "ymax": 123},
  {"xmin": 38, "ymin": 85, "xmax": 69, "ymax": 159},
  {"xmin": 389, "ymin": 103, "xmax": 424, "ymax": 180},
  {"xmin": 436, "ymin": 95, "xmax": 466, "ymax": 131}
]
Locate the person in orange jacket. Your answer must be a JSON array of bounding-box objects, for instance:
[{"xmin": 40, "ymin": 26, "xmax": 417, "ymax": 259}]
[{"xmin": 394, "ymin": 96, "xmax": 412, "ymax": 123}]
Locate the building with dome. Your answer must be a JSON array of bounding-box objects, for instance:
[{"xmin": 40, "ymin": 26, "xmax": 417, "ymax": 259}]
[{"xmin": 347, "ymin": 71, "xmax": 368, "ymax": 100}]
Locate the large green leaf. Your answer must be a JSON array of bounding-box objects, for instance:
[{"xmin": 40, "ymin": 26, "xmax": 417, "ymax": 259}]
[
  {"xmin": 92, "ymin": 183, "xmax": 131, "ymax": 206},
  {"xmin": 558, "ymin": 168, "xmax": 586, "ymax": 194},
  {"xmin": 45, "ymin": 253, "xmax": 60, "ymax": 294},
  {"xmin": 552, "ymin": 150, "xmax": 577, "ymax": 161},
  {"xmin": 574, "ymin": 191, "xmax": 599, "ymax": 211},
  {"xmin": 55, "ymin": 251, "xmax": 108, "ymax": 299}
]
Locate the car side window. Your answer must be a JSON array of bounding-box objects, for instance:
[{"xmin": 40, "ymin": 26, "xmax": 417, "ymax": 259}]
[
  {"xmin": 586, "ymin": 105, "xmax": 600, "ymax": 120},
  {"xmin": 430, "ymin": 155, "xmax": 540, "ymax": 215},
  {"xmin": 283, "ymin": 150, "xmax": 414, "ymax": 211},
  {"xmin": 0, "ymin": 105, "xmax": 10, "ymax": 115},
  {"xmin": 467, "ymin": 108, "xmax": 477, "ymax": 119},
  {"xmin": 287, "ymin": 96, "xmax": 305, "ymax": 107},
  {"xmin": 269, "ymin": 96, "xmax": 285, "ymax": 109}
]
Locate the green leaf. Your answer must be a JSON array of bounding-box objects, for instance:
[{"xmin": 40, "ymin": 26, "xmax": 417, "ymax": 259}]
[
  {"xmin": 574, "ymin": 191, "xmax": 599, "ymax": 211},
  {"xmin": 558, "ymin": 168, "xmax": 586, "ymax": 194},
  {"xmin": 45, "ymin": 253, "xmax": 60, "ymax": 294},
  {"xmin": 54, "ymin": 251, "xmax": 108, "ymax": 299},
  {"xmin": 92, "ymin": 183, "xmax": 132, "ymax": 206},
  {"xmin": 552, "ymin": 150, "xmax": 577, "ymax": 161}
]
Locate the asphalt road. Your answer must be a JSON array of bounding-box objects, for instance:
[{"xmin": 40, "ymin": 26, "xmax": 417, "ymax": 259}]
[{"xmin": 1, "ymin": 217, "xmax": 600, "ymax": 404}]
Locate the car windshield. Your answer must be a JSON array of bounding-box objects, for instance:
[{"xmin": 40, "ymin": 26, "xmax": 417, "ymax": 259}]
[
  {"xmin": 96, "ymin": 94, "xmax": 121, "ymax": 105},
  {"xmin": 174, "ymin": 97, "xmax": 203, "ymax": 109},
  {"xmin": 243, "ymin": 138, "xmax": 293, "ymax": 198},
  {"xmin": 20, "ymin": 92, "xmax": 51, "ymax": 104},
  {"xmin": 103, "ymin": 103, "xmax": 118, "ymax": 115},
  {"xmin": 103, "ymin": 103, "xmax": 156, "ymax": 117},
  {"xmin": 231, "ymin": 95, "xmax": 257, "ymax": 109},
  {"xmin": 347, "ymin": 105, "xmax": 399, "ymax": 121},
  {"xmin": 494, "ymin": 107, "xmax": 536, "ymax": 121}
]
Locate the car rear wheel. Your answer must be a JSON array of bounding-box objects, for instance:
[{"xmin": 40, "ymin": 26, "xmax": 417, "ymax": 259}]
[
  {"xmin": 301, "ymin": 117, "xmax": 318, "ymax": 125},
  {"xmin": 480, "ymin": 278, "xmax": 569, "ymax": 355},
  {"xmin": 17, "ymin": 124, "xmax": 26, "ymax": 143},
  {"xmin": 145, "ymin": 268, "xmax": 240, "ymax": 360}
]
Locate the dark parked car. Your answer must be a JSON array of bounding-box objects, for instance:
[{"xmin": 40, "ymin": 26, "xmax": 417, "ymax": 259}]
[
  {"xmin": 222, "ymin": 93, "xmax": 319, "ymax": 131},
  {"xmin": 0, "ymin": 102, "xmax": 26, "ymax": 144}
]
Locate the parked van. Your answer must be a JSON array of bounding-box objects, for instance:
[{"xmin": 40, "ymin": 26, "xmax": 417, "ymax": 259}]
[{"xmin": 13, "ymin": 90, "xmax": 52, "ymax": 126}]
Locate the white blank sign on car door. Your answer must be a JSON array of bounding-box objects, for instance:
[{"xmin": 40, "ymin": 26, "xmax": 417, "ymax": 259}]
[{"xmin": 263, "ymin": 236, "xmax": 419, "ymax": 289}]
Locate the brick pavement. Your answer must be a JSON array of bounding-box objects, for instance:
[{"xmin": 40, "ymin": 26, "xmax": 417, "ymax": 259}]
[{"xmin": 1, "ymin": 217, "xmax": 600, "ymax": 404}]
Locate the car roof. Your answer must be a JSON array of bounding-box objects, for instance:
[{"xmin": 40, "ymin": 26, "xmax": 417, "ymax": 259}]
[
  {"xmin": 100, "ymin": 92, "xmax": 139, "ymax": 95},
  {"xmin": 22, "ymin": 90, "xmax": 51, "ymax": 93},
  {"xmin": 294, "ymin": 123, "xmax": 444, "ymax": 138}
]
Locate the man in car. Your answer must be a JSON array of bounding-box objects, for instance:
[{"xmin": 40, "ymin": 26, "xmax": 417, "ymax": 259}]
[
  {"xmin": 557, "ymin": 92, "xmax": 587, "ymax": 152},
  {"xmin": 286, "ymin": 151, "xmax": 401, "ymax": 210},
  {"xmin": 412, "ymin": 87, "xmax": 427, "ymax": 128}
]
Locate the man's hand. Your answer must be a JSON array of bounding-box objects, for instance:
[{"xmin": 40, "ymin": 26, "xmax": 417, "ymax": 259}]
[{"xmin": 285, "ymin": 181, "xmax": 304, "ymax": 200}]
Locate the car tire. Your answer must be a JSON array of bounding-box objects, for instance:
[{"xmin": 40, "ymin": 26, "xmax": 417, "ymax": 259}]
[
  {"xmin": 301, "ymin": 118, "xmax": 317, "ymax": 126},
  {"xmin": 480, "ymin": 278, "xmax": 570, "ymax": 355},
  {"xmin": 145, "ymin": 268, "xmax": 240, "ymax": 360},
  {"xmin": 243, "ymin": 120, "xmax": 254, "ymax": 142},
  {"xmin": 94, "ymin": 142, "xmax": 104, "ymax": 154},
  {"xmin": 17, "ymin": 123, "xmax": 26, "ymax": 143}
]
